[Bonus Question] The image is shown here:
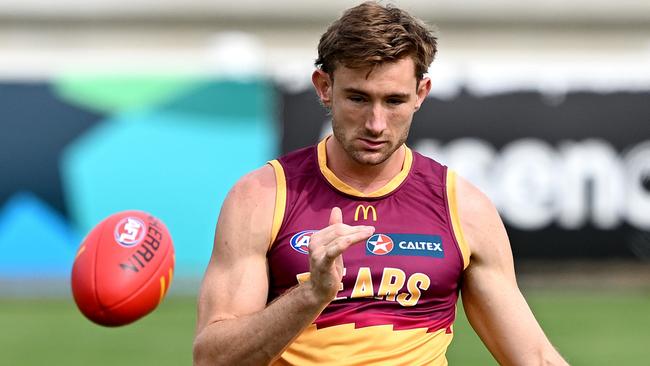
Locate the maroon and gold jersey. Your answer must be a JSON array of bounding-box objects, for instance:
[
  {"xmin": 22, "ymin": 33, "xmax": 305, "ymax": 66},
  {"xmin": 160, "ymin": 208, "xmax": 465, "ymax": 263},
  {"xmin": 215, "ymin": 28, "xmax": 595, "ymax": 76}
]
[{"xmin": 267, "ymin": 137, "xmax": 471, "ymax": 365}]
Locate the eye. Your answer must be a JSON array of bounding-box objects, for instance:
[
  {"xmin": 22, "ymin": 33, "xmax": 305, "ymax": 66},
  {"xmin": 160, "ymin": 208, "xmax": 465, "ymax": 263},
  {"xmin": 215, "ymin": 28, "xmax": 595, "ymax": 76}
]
[
  {"xmin": 348, "ymin": 95, "xmax": 366, "ymax": 103},
  {"xmin": 387, "ymin": 98, "xmax": 405, "ymax": 105}
]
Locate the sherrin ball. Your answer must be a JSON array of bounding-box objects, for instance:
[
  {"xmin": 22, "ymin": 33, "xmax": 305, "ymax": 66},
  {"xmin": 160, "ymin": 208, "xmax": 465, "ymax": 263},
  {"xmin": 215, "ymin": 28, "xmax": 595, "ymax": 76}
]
[{"xmin": 71, "ymin": 210, "xmax": 175, "ymax": 326}]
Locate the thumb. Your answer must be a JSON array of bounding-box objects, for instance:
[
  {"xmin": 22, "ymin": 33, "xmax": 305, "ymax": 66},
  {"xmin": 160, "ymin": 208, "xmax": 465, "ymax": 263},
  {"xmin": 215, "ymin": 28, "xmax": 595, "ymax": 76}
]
[{"xmin": 329, "ymin": 207, "xmax": 343, "ymax": 226}]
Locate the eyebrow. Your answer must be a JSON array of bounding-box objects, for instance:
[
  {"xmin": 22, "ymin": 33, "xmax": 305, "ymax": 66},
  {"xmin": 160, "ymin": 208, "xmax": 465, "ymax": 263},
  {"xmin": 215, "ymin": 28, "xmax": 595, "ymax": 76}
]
[{"xmin": 342, "ymin": 87, "xmax": 410, "ymax": 99}]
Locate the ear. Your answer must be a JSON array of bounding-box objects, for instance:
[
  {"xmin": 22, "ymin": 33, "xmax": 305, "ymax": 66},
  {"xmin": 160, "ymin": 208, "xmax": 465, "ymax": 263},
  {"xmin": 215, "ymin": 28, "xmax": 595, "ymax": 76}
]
[
  {"xmin": 312, "ymin": 69, "xmax": 333, "ymax": 107},
  {"xmin": 414, "ymin": 76, "xmax": 431, "ymax": 111}
]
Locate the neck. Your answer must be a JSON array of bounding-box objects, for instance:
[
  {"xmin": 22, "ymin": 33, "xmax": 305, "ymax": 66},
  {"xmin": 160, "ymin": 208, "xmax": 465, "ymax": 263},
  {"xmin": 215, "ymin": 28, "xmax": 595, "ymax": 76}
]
[{"xmin": 325, "ymin": 136, "xmax": 406, "ymax": 194}]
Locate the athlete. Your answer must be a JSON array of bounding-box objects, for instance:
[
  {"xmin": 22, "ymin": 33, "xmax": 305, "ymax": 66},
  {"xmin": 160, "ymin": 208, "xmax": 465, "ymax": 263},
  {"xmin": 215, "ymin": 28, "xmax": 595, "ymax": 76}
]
[{"xmin": 193, "ymin": 2, "xmax": 568, "ymax": 365}]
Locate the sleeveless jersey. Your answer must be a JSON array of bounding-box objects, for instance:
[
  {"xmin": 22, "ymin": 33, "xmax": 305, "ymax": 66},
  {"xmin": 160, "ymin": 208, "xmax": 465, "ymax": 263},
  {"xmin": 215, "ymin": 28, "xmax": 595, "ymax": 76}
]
[{"xmin": 267, "ymin": 137, "xmax": 471, "ymax": 365}]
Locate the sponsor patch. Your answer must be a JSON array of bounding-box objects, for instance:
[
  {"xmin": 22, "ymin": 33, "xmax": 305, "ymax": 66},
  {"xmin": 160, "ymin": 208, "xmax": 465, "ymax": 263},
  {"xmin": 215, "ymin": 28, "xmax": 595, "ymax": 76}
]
[
  {"xmin": 365, "ymin": 234, "xmax": 394, "ymax": 255},
  {"xmin": 366, "ymin": 234, "xmax": 444, "ymax": 258},
  {"xmin": 289, "ymin": 230, "xmax": 316, "ymax": 255}
]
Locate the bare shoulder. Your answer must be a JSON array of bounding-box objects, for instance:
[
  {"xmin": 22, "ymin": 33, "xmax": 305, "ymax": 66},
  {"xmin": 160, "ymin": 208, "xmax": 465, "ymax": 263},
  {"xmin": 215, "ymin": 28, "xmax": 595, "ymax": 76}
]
[
  {"xmin": 454, "ymin": 174, "xmax": 512, "ymax": 265},
  {"xmin": 226, "ymin": 164, "xmax": 276, "ymax": 206},
  {"xmin": 214, "ymin": 163, "xmax": 278, "ymax": 257},
  {"xmin": 196, "ymin": 164, "xmax": 278, "ymax": 330},
  {"xmin": 229, "ymin": 164, "xmax": 276, "ymax": 202}
]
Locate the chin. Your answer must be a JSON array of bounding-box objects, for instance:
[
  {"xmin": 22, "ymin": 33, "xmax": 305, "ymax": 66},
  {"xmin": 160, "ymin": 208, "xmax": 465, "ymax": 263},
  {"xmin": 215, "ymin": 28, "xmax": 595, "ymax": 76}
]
[{"xmin": 350, "ymin": 150, "xmax": 391, "ymax": 166}]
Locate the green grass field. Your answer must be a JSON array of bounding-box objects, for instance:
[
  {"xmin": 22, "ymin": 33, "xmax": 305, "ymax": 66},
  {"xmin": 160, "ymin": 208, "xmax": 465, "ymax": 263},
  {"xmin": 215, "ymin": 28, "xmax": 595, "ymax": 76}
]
[{"xmin": 1, "ymin": 289, "xmax": 649, "ymax": 365}]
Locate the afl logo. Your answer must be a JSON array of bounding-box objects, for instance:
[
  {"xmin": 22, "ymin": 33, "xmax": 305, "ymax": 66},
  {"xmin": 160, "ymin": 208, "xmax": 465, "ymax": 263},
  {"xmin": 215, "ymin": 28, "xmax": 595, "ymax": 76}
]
[
  {"xmin": 114, "ymin": 217, "xmax": 146, "ymax": 247},
  {"xmin": 289, "ymin": 230, "xmax": 316, "ymax": 255},
  {"xmin": 366, "ymin": 234, "xmax": 394, "ymax": 255}
]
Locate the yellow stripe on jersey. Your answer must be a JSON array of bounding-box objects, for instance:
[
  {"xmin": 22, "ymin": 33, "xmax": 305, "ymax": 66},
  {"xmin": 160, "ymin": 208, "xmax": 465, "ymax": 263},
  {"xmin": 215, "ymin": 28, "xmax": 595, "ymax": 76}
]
[
  {"xmin": 268, "ymin": 160, "xmax": 287, "ymax": 250},
  {"xmin": 273, "ymin": 323, "xmax": 453, "ymax": 366},
  {"xmin": 446, "ymin": 170, "xmax": 471, "ymax": 269},
  {"xmin": 317, "ymin": 136, "xmax": 413, "ymax": 198}
]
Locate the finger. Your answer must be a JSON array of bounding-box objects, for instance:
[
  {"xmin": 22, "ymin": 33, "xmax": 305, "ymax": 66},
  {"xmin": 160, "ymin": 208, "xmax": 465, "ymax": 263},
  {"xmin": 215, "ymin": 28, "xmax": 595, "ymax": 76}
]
[
  {"xmin": 335, "ymin": 254, "xmax": 344, "ymax": 278},
  {"xmin": 329, "ymin": 207, "xmax": 342, "ymax": 226},
  {"xmin": 324, "ymin": 227, "xmax": 375, "ymax": 261},
  {"xmin": 313, "ymin": 224, "xmax": 374, "ymax": 249}
]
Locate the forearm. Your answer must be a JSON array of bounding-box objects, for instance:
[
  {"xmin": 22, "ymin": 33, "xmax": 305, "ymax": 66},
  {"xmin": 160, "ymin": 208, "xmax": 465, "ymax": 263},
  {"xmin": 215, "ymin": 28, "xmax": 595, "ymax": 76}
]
[
  {"xmin": 193, "ymin": 283, "xmax": 328, "ymax": 366},
  {"xmin": 462, "ymin": 277, "xmax": 568, "ymax": 366}
]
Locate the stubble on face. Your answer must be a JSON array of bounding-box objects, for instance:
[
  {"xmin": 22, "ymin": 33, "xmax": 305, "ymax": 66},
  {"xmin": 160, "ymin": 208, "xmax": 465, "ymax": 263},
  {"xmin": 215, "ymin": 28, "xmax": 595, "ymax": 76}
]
[{"xmin": 331, "ymin": 116, "xmax": 410, "ymax": 167}]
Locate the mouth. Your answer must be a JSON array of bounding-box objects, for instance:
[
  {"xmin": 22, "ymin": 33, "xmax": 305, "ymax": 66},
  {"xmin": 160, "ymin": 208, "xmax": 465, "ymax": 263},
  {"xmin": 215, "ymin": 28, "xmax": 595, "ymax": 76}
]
[{"xmin": 357, "ymin": 138, "xmax": 387, "ymax": 150}]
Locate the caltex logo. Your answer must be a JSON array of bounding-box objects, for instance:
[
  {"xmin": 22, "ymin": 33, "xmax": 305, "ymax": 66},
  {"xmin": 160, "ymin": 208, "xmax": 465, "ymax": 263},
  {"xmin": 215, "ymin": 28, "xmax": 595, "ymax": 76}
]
[{"xmin": 366, "ymin": 234, "xmax": 394, "ymax": 255}]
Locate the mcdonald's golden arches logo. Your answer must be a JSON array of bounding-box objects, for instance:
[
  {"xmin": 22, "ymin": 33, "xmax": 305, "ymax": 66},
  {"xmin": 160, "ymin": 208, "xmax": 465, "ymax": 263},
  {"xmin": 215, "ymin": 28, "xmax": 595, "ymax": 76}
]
[{"xmin": 354, "ymin": 204, "xmax": 377, "ymax": 221}]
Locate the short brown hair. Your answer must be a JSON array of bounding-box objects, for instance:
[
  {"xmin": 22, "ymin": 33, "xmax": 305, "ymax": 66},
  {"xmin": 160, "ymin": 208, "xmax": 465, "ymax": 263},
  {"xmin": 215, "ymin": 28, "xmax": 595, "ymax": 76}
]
[{"xmin": 315, "ymin": 1, "xmax": 437, "ymax": 80}]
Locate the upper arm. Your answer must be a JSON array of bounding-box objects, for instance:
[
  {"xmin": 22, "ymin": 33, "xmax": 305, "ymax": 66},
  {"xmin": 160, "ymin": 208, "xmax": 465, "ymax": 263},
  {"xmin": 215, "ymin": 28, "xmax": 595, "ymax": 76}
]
[
  {"xmin": 455, "ymin": 174, "xmax": 563, "ymax": 365},
  {"xmin": 195, "ymin": 164, "xmax": 277, "ymax": 335}
]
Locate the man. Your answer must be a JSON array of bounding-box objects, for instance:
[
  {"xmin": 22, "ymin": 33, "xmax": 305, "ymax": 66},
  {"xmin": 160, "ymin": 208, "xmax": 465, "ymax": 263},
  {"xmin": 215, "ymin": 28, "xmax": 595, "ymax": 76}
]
[{"xmin": 193, "ymin": 2, "xmax": 568, "ymax": 365}]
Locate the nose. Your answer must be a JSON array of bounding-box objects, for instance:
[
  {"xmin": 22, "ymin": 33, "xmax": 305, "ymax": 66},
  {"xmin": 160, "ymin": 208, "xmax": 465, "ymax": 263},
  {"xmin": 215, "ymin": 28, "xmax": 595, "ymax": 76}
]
[{"xmin": 365, "ymin": 102, "xmax": 387, "ymax": 136}]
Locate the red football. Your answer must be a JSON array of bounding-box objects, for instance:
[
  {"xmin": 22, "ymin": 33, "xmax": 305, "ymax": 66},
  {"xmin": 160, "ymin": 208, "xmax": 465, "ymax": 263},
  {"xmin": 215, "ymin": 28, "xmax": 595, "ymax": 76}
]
[{"xmin": 71, "ymin": 210, "xmax": 175, "ymax": 326}]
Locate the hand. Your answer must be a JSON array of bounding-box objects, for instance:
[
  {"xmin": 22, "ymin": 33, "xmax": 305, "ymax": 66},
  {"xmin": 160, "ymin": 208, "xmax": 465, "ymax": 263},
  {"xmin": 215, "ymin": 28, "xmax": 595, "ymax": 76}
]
[{"xmin": 307, "ymin": 207, "xmax": 375, "ymax": 304}]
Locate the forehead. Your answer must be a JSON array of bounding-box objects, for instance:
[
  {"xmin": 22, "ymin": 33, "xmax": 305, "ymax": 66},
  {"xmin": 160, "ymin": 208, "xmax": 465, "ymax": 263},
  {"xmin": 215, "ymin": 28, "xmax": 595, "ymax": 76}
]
[{"xmin": 331, "ymin": 58, "xmax": 418, "ymax": 94}]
